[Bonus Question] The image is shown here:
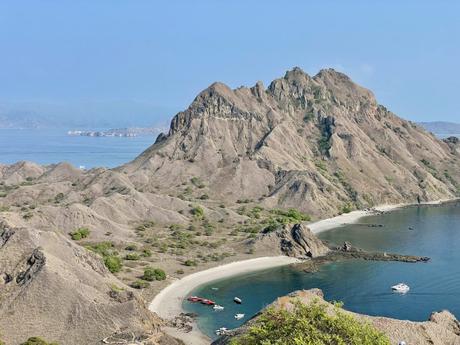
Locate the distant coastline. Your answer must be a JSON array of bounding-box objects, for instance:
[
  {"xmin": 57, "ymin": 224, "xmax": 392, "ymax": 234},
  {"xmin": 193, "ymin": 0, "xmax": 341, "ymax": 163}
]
[{"xmin": 67, "ymin": 126, "xmax": 166, "ymax": 138}]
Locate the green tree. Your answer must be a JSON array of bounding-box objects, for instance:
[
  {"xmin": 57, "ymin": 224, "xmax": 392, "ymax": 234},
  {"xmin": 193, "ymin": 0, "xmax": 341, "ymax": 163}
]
[{"xmin": 230, "ymin": 299, "xmax": 390, "ymax": 345}]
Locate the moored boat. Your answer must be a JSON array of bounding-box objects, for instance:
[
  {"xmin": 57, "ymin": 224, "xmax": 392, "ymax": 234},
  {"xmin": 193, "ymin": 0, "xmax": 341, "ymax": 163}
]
[
  {"xmin": 213, "ymin": 304, "xmax": 224, "ymax": 311},
  {"xmin": 187, "ymin": 296, "xmax": 203, "ymax": 302},
  {"xmin": 234, "ymin": 313, "xmax": 245, "ymax": 320},
  {"xmin": 391, "ymin": 283, "xmax": 410, "ymax": 294},
  {"xmin": 201, "ymin": 298, "xmax": 216, "ymax": 305},
  {"xmin": 234, "ymin": 297, "xmax": 242, "ymax": 304},
  {"xmin": 215, "ymin": 327, "xmax": 229, "ymax": 336}
]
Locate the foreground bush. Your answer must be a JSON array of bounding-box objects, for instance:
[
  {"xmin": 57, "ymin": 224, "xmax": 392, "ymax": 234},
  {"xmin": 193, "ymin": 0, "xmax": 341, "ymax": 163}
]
[
  {"xmin": 20, "ymin": 337, "xmax": 59, "ymax": 345},
  {"xmin": 230, "ymin": 299, "xmax": 390, "ymax": 345}
]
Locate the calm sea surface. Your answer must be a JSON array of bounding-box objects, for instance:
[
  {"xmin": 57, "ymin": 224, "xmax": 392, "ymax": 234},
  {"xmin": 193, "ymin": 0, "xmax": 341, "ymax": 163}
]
[
  {"xmin": 0, "ymin": 128, "xmax": 155, "ymax": 168},
  {"xmin": 184, "ymin": 203, "xmax": 460, "ymax": 339}
]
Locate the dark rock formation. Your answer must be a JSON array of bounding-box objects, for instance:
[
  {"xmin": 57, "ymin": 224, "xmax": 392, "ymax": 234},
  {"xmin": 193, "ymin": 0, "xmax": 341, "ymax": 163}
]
[
  {"xmin": 16, "ymin": 248, "xmax": 46, "ymax": 286},
  {"xmin": 254, "ymin": 223, "xmax": 329, "ymax": 259}
]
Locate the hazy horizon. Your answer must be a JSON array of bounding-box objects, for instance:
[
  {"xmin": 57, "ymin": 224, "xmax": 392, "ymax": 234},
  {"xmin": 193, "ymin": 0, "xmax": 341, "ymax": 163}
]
[{"xmin": 1, "ymin": 1, "xmax": 460, "ymax": 125}]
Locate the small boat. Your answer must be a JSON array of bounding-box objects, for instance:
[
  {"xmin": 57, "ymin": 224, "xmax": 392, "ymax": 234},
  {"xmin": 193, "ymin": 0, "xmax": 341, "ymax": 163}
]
[
  {"xmin": 211, "ymin": 287, "xmax": 219, "ymax": 291},
  {"xmin": 234, "ymin": 313, "xmax": 245, "ymax": 320},
  {"xmin": 391, "ymin": 283, "xmax": 410, "ymax": 294},
  {"xmin": 213, "ymin": 304, "xmax": 224, "ymax": 311},
  {"xmin": 201, "ymin": 299, "xmax": 216, "ymax": 305},
  {"xmin": 234, "ymin": 297, "xmax": 242, "ymax": 304},
  {"xmin": 187, "ymin": 296, "xmax": 203, "ymax": 302},
  {"xmin": 215, "ymin": 327, "xmax": 228, "ymax": 336}
]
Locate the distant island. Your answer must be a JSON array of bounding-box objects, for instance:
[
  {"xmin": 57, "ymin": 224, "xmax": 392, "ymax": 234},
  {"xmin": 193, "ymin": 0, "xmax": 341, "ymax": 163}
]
[
  {"xmin": 67, "ymin": 127, "xmax": 166, "ymax": 138},
  {"xmin": 418, "ymin": 121, "xmax": 460, "ymax": 136}
]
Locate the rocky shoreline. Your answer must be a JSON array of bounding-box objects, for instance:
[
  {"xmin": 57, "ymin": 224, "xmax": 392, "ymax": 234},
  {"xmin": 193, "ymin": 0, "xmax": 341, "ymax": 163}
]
[{"xmin": 297, "ymin": 241, "xmax": 430, "ymax": 273}]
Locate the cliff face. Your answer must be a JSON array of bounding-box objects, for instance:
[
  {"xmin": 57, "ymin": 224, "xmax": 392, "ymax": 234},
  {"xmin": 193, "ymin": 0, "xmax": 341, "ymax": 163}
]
[
  {"xmin": 125, "ymin": 68, "xmax": 460, "ymax": 217},
  {"xmin": 0, "ymin": 222, "xmax": 169, "ymax": 345}
]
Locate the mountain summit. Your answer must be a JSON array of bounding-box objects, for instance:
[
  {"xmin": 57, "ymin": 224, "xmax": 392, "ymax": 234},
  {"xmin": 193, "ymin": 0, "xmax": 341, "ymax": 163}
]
[{"xmin": 125, "ymin": 68, "xmax": 459, "ymax": 216}]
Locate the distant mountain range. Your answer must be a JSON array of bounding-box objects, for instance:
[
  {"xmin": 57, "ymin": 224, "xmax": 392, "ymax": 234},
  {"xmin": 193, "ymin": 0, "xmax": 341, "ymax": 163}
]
[
  {"xmin": 0, "ymin": 101, "xmax": 177, "ymax": 129},
  {"xmin": 418, "ymin": 121, "xmax": 460, "ymax": 136}
]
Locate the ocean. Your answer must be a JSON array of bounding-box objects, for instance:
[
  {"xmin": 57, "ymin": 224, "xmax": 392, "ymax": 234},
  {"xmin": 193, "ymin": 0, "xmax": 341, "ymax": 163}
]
[{"xmin": 0, "ymin": 128, "xmax": 156, "ymax": 168}]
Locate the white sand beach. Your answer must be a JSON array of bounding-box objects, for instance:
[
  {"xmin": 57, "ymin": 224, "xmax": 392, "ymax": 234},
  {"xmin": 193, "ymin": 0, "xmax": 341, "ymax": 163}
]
[
  {"xmin": 307, "ymin": 204, "xmax": 404, "ymax": 234},
  {"xmin": 149, "ymin": 256, "xmax": 300, "ymax": 344}
]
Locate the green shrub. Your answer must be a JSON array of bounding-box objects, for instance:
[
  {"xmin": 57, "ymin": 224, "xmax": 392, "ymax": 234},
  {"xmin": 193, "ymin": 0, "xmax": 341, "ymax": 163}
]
[
  {"xmin": 104, "ymin": 256, "xmax": 122, "ymax": 273},
  {"xmin": 131, "ymin": 280, "xmax": 149, "ymax": 289},
  {"xmin": 141, "ymin": 249, "xmax": 152, "ymax": 257},
  {"xmin": 142, "ymin": 267, "xmax": 167, "ymax": 281},
  {"xmin": 125, "ymin": 253, "xmax": 140, "ymax": 261},
  {"xmin": 69, "ymin": 227, "xmax": 90, "ymax": 241},
  {"xmin": 341, "ymin": 203, "xmax": 354, "ymax": 214},
  {"xmin": 125, "ymin": 244, "xmax": 137, "ymax": 251},
  {"xmin": 20, "ymin": 337, "xmax": 59, "ymax": 345},
  {"xmin": 184, "ymin": 259, "xmax": 197, "ymax": 267},
  {"xmin": 190, "ymin": 177, "xmax": 205, "ymax": 188},
  {"xmin": 230, "ymin": 299, "xmax": 390, "ymax": 345},
  {"xmin": 190, "ymin": 205, "xmax": 204, "ymax": 219}
]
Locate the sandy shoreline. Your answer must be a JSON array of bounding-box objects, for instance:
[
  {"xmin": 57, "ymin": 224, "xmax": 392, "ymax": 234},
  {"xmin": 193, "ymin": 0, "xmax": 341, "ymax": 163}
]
[
  {"xmin": 149, "ymin": 256, "xmax": 300, "ymax": 344},
  {"xmin": 150, "ymin": 198, "xmax": 457, "ymax": 345}
]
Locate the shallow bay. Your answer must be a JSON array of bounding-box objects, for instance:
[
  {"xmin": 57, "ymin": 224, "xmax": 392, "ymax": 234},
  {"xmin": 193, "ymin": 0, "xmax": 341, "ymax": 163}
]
[{"xmin": 184, "ymin": 203, "xmax": 460, "ymax": 339}]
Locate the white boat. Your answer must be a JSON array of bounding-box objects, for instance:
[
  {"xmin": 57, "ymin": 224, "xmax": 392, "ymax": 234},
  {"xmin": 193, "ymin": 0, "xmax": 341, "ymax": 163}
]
[
  {"xmin": 215, "ymin": 327, "xmax": 228, "ymax": 336},
  {"xmin": 234, "ymin": 297, "xmax": 242, "ymax": 304},
  {"xmin": 391, "ymin": 283, "xmax": 410, "ymax": 293},
  {"xmin": 213, "ymin": 304, "xmax": 224, "ymax": 311},
  {"xmin": 234, "ymin": 313, "xmax": 245, "ymax": 320}
]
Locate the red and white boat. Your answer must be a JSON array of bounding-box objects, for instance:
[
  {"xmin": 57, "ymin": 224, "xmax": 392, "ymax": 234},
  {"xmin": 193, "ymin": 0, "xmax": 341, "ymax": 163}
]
[{"xmin": 201, "ymin": 299, "xmax": 216, "ymax": 305}]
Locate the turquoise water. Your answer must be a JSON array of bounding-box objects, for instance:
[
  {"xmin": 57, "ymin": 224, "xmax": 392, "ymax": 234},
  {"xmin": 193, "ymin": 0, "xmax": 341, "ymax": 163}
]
[
  {"xmin": 184, "ymin": 203, "xmax": 460, "ymax": 339},
  {"xmin": 0, "ymin": 128, "xmax": 154, "ymax": 168}
]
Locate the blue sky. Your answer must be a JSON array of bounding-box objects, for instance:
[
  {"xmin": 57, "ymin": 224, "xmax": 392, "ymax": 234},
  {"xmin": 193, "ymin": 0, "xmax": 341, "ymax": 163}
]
[{"xmin": 0, "ymin": 1, "xmax": 459, "ymax": 125}]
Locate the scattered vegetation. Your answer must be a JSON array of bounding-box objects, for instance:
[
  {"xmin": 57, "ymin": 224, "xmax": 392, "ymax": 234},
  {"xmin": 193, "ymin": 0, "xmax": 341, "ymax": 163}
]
[
  {"xmin": 69, "ymin": 227, "xmax": 90, "ymax": 241},
  {"xmin": 190, "ymin": 204, "xmax": 204, "ymax": 219},
  {"xmin": 190, "ymin": 176, "xmax": 205, "ymax": 188},
  {"xmin": 86, "ymin": 242, "xmax": 123, "ymax": 273},
  {"xmin": 135, "ymin": 220, "xmax": 155, "ymax": 232},
  {"xmin": 131, "ymin": 280, "xmax": 149, "ymax": 289},
  {"xmin": 142, "ymin": 267, "xmax": 166, "ymax": 281},
  {"xmin": 184, "ymin": 259, "xmax": 198, "ymax": 267},
  {"xmin": 104, "ymin": 256, "xmax": 123, "ymax": 273},
  {"xmin": 20, "ymin": 337, "xmax": 59, "ymax": 345},
  {"xmin": 340, "ymin": 203, "xmax": 354, "ymax": 214},
  {"xmin": 230, "ymin": 299, "xmax": 390, "ymax": 345},
  {"xmin": 125, "ymin": 253, "xmax": 140, "ymax": 261}
]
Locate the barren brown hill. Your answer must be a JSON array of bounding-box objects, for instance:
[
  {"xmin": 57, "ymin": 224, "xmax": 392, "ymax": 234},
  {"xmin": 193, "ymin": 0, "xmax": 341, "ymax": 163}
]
[
  {"xmin": 0, "ymin": 68, "xmax": 459, "ymax": 344},
  {"xmin": 124, "ymin": 67, "xmax": 460, "ymax": 216}
]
